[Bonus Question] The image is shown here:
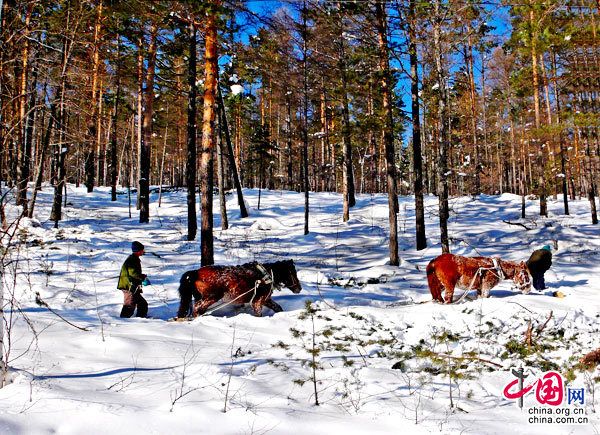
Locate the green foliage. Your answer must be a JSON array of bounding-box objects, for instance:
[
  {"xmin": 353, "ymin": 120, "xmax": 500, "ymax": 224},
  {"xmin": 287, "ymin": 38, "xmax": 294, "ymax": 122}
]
[{"xmin": 503, "ymin": 339, "xmax": 531, "ymax": 358}]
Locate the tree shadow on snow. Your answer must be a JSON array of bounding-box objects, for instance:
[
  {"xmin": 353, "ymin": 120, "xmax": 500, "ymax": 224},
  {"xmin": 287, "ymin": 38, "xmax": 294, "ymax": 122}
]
[
  {"xmin": 35, "ymin": 365, "xmax": 177, "ymax": 380},
  {"xmin": 551, "ymin": 279, "xmax": 587, "ymax": 288}
]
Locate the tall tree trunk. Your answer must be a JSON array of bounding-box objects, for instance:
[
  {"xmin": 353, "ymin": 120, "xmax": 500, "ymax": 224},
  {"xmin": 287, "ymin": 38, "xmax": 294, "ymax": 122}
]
[
  {"xmin": 217, "ymin": 108, "xmax": 228, "ymax": 230},
  {"xmin": 465, "ymin": 27, "xmax": 481, "ymax": 196},
  {"xmin": 218, "ymin": 87, "xmax": 247, "ymax": 217},
  {"xmin": 186, "ymin": 23, "xmax": 198, "ymax": 240},
  {"xmin": 50, "ymin": 97, "xmax": 67, "ymax": 227},
  {"xmin": 200, "ymin": 3, "xmax": 220, "ymax": 265},
  {"xmin": 50, "ymin": 7, "xmax": 80, "ymax": 226},
  {"xmin": 16, "ymin": 3, "xmax": 33, "ymax": 209},
  {"xmin": 585, "ymin": 128, "xmax": 598, "ymax": 224},
  {"xmin": 481, "ymin": 50, "xmax": 490, "ymax": 193},
  {"xmin": 0, "ymin": 0, "xmax": 6, "ymax": 231},
  {"xmin": 136, "ymin": 38, "xmax": 143, "ymax": 209},
  {"xmin": 530, "ymin": 8, "xmax": 547, "ymax": 216},
  {"xmin": 139, "ymin": 25, "xmax": 158, "ymax": 223},
  {"xmin": 551, "ymin": 50, "xmax": 569, "ymax": 215},
  {"xmin": 320, "ymin": 87, "xmax": 327, "ymax": 191},
  {"xmin": 1, "ymin": 0, "xmax": 6, "ymax": 380},
  {"xmin": 85, "ymin": 0, "xmax": 103, "ymax": 193},
  {"xmin": 433, "ymin": 0, "xmax": 450, "ymax": 253},
  {"xmin": 95, "ymin": 76, "xmax": 104, "ymax": 187},
  {"xmin": 19, "ymin": 64, "xmax": 37, "ymax": 216},
  {"xmin": 367, "ymin": 83, "xmax": 378, "ymax": 193},
  {"xmin": 376, "ymin": 1, "xmax": 399, "ymax": 265},
  {"xmin": 110, "ymin": 34, "xmax": 121, "ymax": 202},
  {"xmin": 338, "ymin": 13, "xmax": 355, "ymax": 221},
  {"xmin": 28, "ymin": 104, "xmax": 55, "ymax": 218},
  {"xmin": 301, "ymin": 1, "xmax": 310, "ymax": 235},
  {"xmin": 286, "ymin": 92, "xmax": 293, "ymax": 190},
  {"xmin": 409, "ymin": 0, "xmax": 426, "ymax": 251}
]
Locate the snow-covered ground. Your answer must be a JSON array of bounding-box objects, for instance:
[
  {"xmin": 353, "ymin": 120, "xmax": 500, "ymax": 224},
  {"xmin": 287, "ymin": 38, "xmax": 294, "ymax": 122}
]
[{"xmin": 1, "ymin": 184, "xmax": 599, "ymax": 434}]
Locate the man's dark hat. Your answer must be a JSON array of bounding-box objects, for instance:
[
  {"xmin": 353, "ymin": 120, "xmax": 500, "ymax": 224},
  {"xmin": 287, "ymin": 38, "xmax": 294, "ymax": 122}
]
[{"xmin": 131, "ymin": 241, "xmax": 144, "ymax": 253}]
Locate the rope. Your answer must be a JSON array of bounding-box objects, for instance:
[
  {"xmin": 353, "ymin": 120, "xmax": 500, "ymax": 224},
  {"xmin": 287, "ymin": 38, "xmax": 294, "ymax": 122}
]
[
  {"xmin": 452, "ymin": 268, "xmax": 484, "ymax": 304},
  {"xmin": 451, "ymin": 260, "xmax": 505, "ymax": 304},
  {"xmin": 492, "ymin": 258, "xmax": 505, "ymax": 280},
  {"xmin": 201, "ymin": 263, "xmax": 274, "ymax": 316},
  {"xmin": 201, "ymin": 283, "xmax": 260, "ymax": 316}
]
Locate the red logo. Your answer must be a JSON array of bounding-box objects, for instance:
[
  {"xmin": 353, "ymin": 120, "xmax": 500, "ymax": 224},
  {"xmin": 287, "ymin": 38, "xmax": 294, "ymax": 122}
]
[{"xmin": 503, "ymin": 371, "xmax": 564, "ymax": 406}]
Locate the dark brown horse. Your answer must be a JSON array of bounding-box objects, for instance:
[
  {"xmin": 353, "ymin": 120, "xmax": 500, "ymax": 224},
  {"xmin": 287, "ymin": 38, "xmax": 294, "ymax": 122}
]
[
  {"xmin": 177, "ymin": 260, "xmax": 302, "ymax": 318},
  {"xmin": 426, "ymin": 254, "xmax": 532, "ymax": 304}
]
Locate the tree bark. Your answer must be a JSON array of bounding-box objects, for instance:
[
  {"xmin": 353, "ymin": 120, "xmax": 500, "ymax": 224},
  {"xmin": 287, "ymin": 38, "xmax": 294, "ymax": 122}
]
[
  {"xmin": 19, "ymin": 64, "xmax": 37, "ymax": 216},
  {"xmin": 217, "ymin": 108, "xmax": 228, "ymax": 230},
  {"xmin": 16, "ymin": 3, "xmax": 33, "ymax": 210},
  {"xmin": 585, "ymin": 128, "xmax": 598, "ymax": 224},
  {"xmin": 302, "ymin": 2, "xmax": 310, "ymax": 235},
  {"xmin": 409, "ymin": 0, "xmax": 426, "ymax": 251},
  {"xmin": 84, "ymin": 0, "xmax": 103, "ymax": 193},
  {"xmin": 551, "ymin": 50, "xmax": 569, "ymax": 215},
  {"xmin": 218, "ymin": 87, "xmax": 248, "ymax": 218},
  {"xmin": 530, "ymin": 8, "xmax": 547, "ymax": 216},
  {"xmin": 286, "ymin": 91, "xmax": 293, "ymax": 190},
  {"xmin": 433, "ymin": 0, "xmax": 450, "ymax": 253},
  {"xmin": 50, "ymin": 8, "xmax": 81, "ymax": 226},
  {"xmin": 199, "ymin": 2, "xmax": 220, "ymax": 265},
  {"xmin": 0, "ymin": 0, "xmax": 6, "ymax": 230},
  {"xmin": 28, "ymin": 104, "xmax": 55, "ymax": 218},
  {"xmin": 110, "ymin": 34, "xmax": 120, "ymax": 202},
  {"xmin": 136, "ymin": 37, "xmax": 144, "ymax": 209},
  {"xmin": 375, "ymin": 1, "xmax": 399, "ymax": 265},
  {"xmin": 139, "ymin": 24, "xmax": 158, "ymax": 223},
  {"xmin": 186, "ymin": 22, "xmax": 198, "ymax": 240},
  {"xmin": 465, "ymin": 29, "xmax": 481, "ymax": 196},
  {"xmin": 338, "ymin": 9, "xmax": 355, "ymax": 221}
]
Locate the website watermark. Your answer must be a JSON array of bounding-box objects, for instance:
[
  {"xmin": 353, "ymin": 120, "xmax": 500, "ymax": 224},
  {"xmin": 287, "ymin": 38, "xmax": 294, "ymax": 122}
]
[
  {"xmin": 503, "ymin": 369, "xmax": 589, "ymax": 426},
  {"xmin": 527, "ymin": 406, "xmax": 588, "ymax": 425}
]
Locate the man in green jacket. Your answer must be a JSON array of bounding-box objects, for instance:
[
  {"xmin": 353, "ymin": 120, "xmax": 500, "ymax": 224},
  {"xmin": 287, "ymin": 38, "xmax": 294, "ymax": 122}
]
[{"xmin": 117, "ymin": 241, "xmax": 149, "ymax": 318}]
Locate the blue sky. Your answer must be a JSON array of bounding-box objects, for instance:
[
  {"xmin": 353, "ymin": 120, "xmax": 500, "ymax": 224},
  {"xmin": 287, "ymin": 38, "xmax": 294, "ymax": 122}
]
[{"xmin": 233, "ymin": 0, "xmax": 513, "ymax": 145}]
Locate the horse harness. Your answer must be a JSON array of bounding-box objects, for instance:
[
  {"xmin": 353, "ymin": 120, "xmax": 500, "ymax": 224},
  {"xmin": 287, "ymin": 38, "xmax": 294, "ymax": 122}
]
[
  {"xmin": 199, "ymin": 263, "xmax": 275, "ymax": 316},
  {"xmin": 492, "ymin": 258, "xmax": 505, "ymax": 280},
  {"xmin": 492, "ymin": 258, "xmax": 532, "ymax": 291},
  {"xmin": 251, "ymin": 263, "xmax": 276, "ymax": 304},
  {"xmin": 453, "ymin": 258, "xmax": 506, "ymax": 304},
  {"xmin": 255, "ymin": 263, "xmax": 274, "ymax": 286}
]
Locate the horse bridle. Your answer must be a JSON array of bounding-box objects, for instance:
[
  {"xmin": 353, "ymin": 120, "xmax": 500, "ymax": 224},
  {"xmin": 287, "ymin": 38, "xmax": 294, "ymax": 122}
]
[
  {"xmin": 256, "ymin": 262, "xmax": 300, "ymax": 292},
  {"xmin": 288, "ymin": 272, "xmax": 301, "ymax": 291},
  {"xmin": 495, "ymin": 259, "xmax": 531, "ymax": 292}
]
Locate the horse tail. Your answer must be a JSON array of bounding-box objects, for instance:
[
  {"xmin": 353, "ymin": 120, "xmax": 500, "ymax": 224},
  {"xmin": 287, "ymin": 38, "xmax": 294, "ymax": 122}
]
[
  {"xmin": 426, "ymin": 260, "xmax": 445, "ymax": 303},
  {"xmin": 178, "ymin": 271, "xmax": 197, "ymax": 300}
]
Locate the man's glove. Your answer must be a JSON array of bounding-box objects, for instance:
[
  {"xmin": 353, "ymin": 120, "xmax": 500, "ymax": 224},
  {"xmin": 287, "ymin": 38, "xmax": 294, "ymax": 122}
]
[{"xmin": 142, "ymin": 278, "xmax": 150, "ymax": 286}]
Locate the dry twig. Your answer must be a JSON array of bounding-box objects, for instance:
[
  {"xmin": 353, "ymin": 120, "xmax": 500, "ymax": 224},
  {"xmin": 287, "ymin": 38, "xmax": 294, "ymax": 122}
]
[
  {"xmin": 535, "ymin": 311, "xmax": 553, "ymax": 336},
  {"xmin": 502, "ymin": 220, "xmax": 535, "ymax": 230},
  {"xmin": 35, "ymin": 292, "xmax": 89, "ymax": 331}
]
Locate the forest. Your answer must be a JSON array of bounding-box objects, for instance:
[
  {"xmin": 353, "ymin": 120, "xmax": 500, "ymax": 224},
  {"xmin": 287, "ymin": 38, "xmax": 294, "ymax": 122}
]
[
  {"xmin": 1, "ymin": 0, "xmax": 598, "ymax": 266},
  {"xmin": 1, "ymin": 2, "xmax": 600, "ymax": 433}
]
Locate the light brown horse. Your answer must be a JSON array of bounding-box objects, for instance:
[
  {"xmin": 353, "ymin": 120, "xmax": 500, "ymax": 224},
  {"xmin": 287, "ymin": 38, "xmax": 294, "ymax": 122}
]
[
  {"xmin": 177, "ymin": 260, "xmax": 302, "ymax": 318},
  {"xmin": 426, "ymin": 254, "xmax": 531, "ymax": 304}
]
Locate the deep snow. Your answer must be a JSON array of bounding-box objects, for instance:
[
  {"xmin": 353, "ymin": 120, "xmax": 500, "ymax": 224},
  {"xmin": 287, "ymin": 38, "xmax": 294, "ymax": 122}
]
[{"xmin": 0, "ymin": 184, "xmax": 599, "ymax": 434}]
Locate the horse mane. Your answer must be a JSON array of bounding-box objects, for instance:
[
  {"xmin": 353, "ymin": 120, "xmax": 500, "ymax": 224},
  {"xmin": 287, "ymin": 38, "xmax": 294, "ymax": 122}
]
[
  {"xmin": 239, "ymin": 260, "xmax": 286, "ymax": 268},
  {"xmin": 238, "ymin": 260, "xmax": 293, "ymax": 282}
]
